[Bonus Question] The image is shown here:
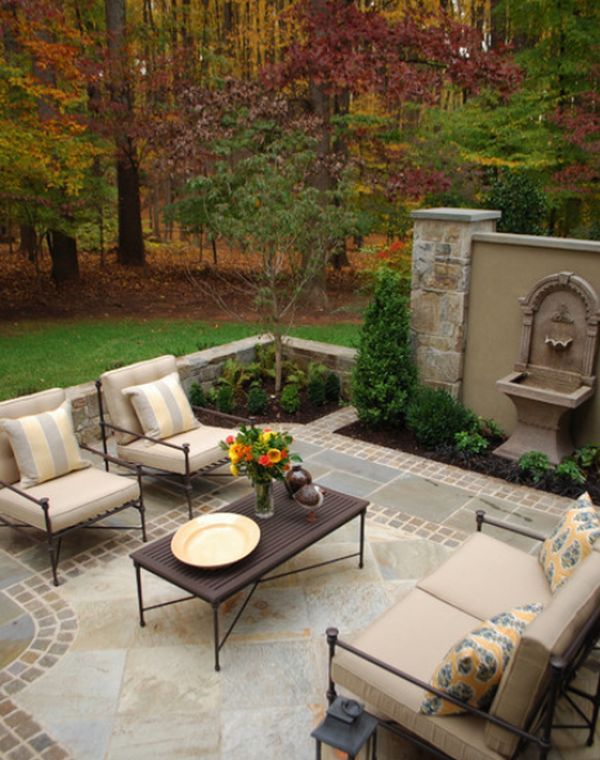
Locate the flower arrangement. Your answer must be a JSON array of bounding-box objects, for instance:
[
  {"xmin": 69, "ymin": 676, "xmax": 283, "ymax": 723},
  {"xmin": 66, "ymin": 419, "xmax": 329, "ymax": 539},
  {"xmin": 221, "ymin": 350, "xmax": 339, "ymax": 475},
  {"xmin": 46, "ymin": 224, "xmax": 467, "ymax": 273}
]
[{"xmin": 221, "ymin": 425, "xmax": 299, "ymax": 484}]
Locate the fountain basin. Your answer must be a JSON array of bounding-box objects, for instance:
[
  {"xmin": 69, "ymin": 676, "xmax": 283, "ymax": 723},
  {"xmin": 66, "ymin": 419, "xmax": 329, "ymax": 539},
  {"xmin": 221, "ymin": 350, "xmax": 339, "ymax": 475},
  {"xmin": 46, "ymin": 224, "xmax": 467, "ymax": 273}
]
[{"xmin": 495, "ymin": 372, "xmax": 594, "ymax": 464}]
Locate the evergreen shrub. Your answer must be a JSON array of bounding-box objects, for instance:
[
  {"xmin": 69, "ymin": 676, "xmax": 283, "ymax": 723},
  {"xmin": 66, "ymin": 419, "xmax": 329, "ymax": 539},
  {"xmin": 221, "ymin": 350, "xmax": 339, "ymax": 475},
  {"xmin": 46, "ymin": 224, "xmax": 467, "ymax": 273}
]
[
  {"xmin": 324, "ymin": 372, "xmax": 341, "ymax": 403},
  {"xmin": 247, "ymin": 384, "xmax": 268, "ymax": 416},
  {"xmin": 352, "ymin": 268, "xmax": 417, "ymax": 427},
  {"xmin": 280, "ymin": 384, "xmax": 300, "ymax": 414},
  {"xmin": 307, "ymin": 376, "xmax": 326, "ymax": 407},
  {"xmin": 406, "ymin": 386, "xmax": 476, "ymax": 449},
  {"xmin": 188, "ymin": 382, "xmax": 206, "ymax": 408},
  {"xmin": 216, "ymin": 384, "xmax": 235, "ymax": 414}
]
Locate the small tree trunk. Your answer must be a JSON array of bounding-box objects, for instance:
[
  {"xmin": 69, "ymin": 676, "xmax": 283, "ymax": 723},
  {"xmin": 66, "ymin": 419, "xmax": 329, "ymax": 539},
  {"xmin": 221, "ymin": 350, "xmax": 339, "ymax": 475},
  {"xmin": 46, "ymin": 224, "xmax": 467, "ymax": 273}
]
[
  {"xmin": 273, "ymin": 331, "xmax": 283, "ymax": 393},
  {"xmin": 19, "ymin": 224, "xmax": 37, "ymax": 261},
  {"xmin": 47, "ymin": 229, "xmax": 79, "ymax": 282},
  {"xmin": 116, "ymin": 153, "xmax": 145, "ymax": 266}
]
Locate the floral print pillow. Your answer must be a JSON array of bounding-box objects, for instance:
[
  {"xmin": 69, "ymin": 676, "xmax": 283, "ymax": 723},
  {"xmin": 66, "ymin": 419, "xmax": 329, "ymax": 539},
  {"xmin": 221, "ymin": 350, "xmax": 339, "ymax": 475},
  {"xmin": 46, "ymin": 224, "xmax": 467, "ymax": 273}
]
[
  {"xmin": 539, "ymin": 492, "xmax": 600, "ymax": 593},
  {"xmin": 421, "ymin": 603, "xmax": 543, "ymax": 716}
]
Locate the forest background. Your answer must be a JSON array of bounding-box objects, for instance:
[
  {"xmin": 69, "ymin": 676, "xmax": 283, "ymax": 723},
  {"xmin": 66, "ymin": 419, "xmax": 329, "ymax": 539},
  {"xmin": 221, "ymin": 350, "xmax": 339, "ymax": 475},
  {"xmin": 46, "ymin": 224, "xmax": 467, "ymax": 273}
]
[{"xmin": 0, "ymin": 0, "xmax": 598, "ymax": 325}]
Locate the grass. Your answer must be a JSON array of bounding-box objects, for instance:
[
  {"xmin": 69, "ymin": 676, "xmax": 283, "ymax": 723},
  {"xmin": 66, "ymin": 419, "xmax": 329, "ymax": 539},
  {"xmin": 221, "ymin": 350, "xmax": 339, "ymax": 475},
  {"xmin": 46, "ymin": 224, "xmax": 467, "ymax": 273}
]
[{"xmin": 0, "ymin": 319, "xmax": 360, "ymax": 401}]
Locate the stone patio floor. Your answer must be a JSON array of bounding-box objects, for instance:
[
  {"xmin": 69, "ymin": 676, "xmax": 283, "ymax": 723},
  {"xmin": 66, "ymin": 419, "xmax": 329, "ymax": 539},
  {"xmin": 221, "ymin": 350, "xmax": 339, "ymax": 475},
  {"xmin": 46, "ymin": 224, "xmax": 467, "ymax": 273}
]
[{"xmin": 0, "ymin": 408, "xmax": 598, "ymax": 759}]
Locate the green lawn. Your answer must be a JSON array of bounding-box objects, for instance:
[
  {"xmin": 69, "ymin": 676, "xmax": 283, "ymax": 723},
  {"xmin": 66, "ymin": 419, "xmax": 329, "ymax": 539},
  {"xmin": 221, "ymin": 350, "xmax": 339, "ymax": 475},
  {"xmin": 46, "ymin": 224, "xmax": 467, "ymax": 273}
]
[{"xmin": 0, "ymin": 319, "xmax": 360, "ymax": 401}]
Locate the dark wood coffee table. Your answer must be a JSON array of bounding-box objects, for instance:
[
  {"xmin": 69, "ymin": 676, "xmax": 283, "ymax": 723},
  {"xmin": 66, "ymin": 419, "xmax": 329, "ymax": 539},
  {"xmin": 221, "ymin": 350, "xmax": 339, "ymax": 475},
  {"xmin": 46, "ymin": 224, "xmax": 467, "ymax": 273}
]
[{"xmin": 130, "ymin": 481, "xmax": 368, "ymax": 670}]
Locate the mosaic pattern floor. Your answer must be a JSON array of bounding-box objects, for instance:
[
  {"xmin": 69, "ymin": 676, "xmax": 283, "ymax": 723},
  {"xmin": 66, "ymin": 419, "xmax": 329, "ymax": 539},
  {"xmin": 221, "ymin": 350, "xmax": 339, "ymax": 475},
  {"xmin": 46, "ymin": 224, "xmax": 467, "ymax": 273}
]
[{"xmin": 0, "ymin": 409, "xmax": 597, "ymax": 759}]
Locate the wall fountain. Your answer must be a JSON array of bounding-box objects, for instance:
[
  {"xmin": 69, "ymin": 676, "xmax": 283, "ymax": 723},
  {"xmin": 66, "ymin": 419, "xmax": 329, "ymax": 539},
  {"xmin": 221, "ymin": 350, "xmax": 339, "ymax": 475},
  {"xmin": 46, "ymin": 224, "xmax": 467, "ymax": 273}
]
[{"xmin": 495, "ymin": 271, "xmax": 600, "ymax": 464}]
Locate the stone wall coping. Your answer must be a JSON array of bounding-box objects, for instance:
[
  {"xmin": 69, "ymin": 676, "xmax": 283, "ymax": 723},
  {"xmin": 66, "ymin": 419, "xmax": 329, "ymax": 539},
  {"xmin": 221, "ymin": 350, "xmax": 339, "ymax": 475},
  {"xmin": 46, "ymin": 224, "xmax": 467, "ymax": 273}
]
[
  {"xmin": 284, "ymin": 336, "xmax": 356, "ymax": 360},
  {"xmin": 411, "ymin": 207, "xmax": 502, "ymax": 223},
  {"xmin": 472, "ymin": 231, "xmax": 600, "ymax": 253},
  {"xmin": 178, "ymin": 334, "xmax": 272, "ymax": 367}
]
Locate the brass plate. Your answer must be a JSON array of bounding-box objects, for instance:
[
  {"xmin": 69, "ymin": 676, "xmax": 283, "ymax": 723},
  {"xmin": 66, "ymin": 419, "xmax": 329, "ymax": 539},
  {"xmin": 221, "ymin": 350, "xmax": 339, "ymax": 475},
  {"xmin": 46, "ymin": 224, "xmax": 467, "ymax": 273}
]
[{"xmin": 171, "ymin": 513, "xmax": 261, "ymax": 569}]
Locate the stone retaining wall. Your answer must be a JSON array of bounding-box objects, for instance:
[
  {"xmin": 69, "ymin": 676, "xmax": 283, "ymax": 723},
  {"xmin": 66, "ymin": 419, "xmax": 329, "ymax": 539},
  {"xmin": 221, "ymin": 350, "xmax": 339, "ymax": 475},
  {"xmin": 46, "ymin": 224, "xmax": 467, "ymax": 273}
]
[{"xmin": 66, "ymin": 336, "xmax": 357, "ymax": 443}]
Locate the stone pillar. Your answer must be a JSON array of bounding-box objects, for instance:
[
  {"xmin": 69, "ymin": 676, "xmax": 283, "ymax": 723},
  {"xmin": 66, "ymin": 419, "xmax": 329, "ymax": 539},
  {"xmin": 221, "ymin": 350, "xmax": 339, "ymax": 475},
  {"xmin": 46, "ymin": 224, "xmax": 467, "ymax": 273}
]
[{"xmin": 410, "ymin": 208, "xmax": 501, "ymax": 398}]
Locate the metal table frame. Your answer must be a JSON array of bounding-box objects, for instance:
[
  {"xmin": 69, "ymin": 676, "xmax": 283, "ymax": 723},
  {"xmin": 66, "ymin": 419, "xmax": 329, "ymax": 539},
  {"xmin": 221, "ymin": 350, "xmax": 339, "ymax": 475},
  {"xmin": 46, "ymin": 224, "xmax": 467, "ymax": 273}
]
[{"xmin": 131, "ymin": 482, "xmax": 368, "ymax": 670}]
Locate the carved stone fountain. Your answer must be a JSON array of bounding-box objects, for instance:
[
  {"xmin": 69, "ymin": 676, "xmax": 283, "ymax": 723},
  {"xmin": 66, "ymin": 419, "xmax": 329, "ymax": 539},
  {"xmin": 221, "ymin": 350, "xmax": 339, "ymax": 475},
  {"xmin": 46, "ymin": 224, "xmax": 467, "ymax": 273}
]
[{"xmin": 495, "ymin": 272, "xmax": 600, "ymax": 464}]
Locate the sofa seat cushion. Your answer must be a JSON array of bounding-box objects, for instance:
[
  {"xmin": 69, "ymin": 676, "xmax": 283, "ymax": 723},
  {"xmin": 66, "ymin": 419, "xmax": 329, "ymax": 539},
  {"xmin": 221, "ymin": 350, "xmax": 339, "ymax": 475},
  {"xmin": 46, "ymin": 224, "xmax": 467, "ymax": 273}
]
[
  {"xmin": 417, "ymin": 532, "xmax": 551, "ymax": 620},
  {"xmin": 538, "ymin": 492, "xmax": 600, "ymax": 592},
  {"xmin": 485, "ymin": 548, "xmax": 600, "ymax": 757},
  {"xmin": 117, "ymin": 425, "xmax": 234, "ymax": 475},
  {"xmin": 331, "ymin": 588, "xmax": 505, "ymax": 760},
  {"xmin": 0, "ymin": 466, "xmax": 140, "ymax": 532},
  {"xmin": 122, "ymin": 371, "xmax": 199, "ymax": 442}
]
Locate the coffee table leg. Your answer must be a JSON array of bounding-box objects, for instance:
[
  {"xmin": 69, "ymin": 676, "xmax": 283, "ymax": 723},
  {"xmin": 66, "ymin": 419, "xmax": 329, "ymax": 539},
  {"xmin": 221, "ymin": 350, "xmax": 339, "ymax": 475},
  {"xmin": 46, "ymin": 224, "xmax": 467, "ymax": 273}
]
[
  {"xmin": 359, "ymin": 509, "xmax": 366, "ymax": 569},
  {"xmin": 134, "ymin": 563, "xmax": 146, "ymax": 627},
  {"xmin": 212, "ymin": 602, "xmax": 220, "ymax": 672}
]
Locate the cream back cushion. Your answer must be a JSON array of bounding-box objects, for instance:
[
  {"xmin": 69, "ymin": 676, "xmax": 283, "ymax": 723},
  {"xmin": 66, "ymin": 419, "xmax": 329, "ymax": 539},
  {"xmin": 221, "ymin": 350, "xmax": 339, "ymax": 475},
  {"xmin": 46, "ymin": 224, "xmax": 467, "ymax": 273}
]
[
  {"xmin": 100, "ymin": 355, "xmax": 179, "ymax": 444},
  {"xmin": 0, "ymin": 388, "xmax": 66, "ymax": 484},
  {"xmin": 0, "ymin": 400, "xmax": 89, "ymax": 488},
  {"xmin": 485, "ymin": 549, "xmax": 600, "ymax": 757},
  {"xmin": 122, "ymin": 371, "xmax": 198, "ymax": 441}
]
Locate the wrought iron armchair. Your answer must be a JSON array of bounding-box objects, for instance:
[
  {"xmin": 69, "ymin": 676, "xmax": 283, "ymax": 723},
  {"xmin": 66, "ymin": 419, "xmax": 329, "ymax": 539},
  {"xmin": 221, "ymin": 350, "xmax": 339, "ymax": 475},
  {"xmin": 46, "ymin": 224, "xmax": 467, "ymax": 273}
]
[
  {"xmin": 97, "ymin": 355, "xmax": 248, "ymax": 519},
  {"xmin": 0, "ymin": 388, "xmax": 146, "ymax": 586}
]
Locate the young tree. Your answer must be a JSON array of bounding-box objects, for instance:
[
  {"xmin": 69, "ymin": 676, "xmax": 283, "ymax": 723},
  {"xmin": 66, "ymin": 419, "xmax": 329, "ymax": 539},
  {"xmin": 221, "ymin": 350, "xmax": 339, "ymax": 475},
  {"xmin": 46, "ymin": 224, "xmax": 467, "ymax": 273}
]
[
  {"xmin": 352, "ymin": 268, "xmax": 417, "ymax": 428},
  {"xmin": 174, "ymin": 130, "xmax": 357, "ymax": 391}
]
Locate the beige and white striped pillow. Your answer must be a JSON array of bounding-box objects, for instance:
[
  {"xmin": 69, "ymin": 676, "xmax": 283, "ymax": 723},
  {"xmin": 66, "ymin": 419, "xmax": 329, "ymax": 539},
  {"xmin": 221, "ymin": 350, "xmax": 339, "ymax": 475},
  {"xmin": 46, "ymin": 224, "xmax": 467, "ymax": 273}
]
[
  {"xmin": 122, "ymin": 371, "xmax": 198, "ymax": 442},
  {"xmin": 0, "ymin": 401, "xmax": 89, "ymax": 488}
]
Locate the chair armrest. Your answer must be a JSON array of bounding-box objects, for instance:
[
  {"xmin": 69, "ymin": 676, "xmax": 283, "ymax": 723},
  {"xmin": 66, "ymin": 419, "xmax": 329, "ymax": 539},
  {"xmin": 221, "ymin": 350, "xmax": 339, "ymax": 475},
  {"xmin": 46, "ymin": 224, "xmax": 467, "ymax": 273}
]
[
  {"xmin": 191, "ymin": 405, "xmax": 253, "ymax": 426},
  {"xmin": 327, "ymin": 628, "xmax": 543, "ymax": 745},
  {"xmin": 100, "ymin": 421, "xmax": 188, "ymax": 452},
  {"xmin": 79, "ymin": 443, "xmax": 144, "ymax": 474},
  {"xmin": 0, "ymin": 478, "xmax": 48, "ymax": 508},
  {"xmin": 475, "ymin": 510, "xmax": 546, "ymax": 542}
]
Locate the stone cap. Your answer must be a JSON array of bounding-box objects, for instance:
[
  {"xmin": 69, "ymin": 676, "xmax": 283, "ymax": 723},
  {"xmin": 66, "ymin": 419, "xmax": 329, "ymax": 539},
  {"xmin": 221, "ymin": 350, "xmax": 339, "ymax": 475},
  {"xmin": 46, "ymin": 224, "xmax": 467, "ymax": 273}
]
[
  {"xmin": 411, "ymin": 208, "xmax": 502, "ymax": 223},
  {"xmin": 472, "ymin": 231, "xmax": 600, "ymax": 253}
]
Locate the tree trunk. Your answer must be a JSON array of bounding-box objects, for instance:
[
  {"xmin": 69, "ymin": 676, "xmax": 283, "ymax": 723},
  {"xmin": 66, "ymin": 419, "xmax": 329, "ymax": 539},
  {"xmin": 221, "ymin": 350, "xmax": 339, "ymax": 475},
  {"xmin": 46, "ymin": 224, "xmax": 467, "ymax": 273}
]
[
  {"xmin": 116, "ymin": 148, "xmax": 145, "ymax": 265},
  {"xmin": 105, "ymin": 0, "xmax": 145, "ymax": 266},
  {"xmin": 47, "ymin": 229, "xmax": 79, "ymax": 283},
  {"xmin": 19, "ymin": 225, "xmax": 37, "ymax": 261}
]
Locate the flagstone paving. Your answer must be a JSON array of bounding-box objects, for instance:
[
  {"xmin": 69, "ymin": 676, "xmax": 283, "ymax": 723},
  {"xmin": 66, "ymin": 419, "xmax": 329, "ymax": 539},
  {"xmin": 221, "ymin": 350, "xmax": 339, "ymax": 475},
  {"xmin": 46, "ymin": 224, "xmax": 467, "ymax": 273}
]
[{"xmin": 0, "ymin": 408, "xmax": 597, "ymax": 759}]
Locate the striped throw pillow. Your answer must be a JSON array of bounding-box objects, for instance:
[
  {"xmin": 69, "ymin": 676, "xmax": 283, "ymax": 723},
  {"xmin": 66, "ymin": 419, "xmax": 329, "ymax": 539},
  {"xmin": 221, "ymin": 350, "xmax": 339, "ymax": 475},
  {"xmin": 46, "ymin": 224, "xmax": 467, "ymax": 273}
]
[
  {"xmin": 122, "ymin": 371, "xmax": 198, "ymax": 441},
  {"xmin": 0, "ymin": 401, "xmax": 89, "ymax": 488}
]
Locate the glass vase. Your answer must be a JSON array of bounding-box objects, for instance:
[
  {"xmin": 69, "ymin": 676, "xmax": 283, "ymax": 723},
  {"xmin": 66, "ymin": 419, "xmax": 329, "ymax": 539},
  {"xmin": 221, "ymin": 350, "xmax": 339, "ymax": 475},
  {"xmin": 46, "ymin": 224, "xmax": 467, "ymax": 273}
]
[{"xmin": 254, "ymin": 481, "xmax": 275, "ymax": 519}]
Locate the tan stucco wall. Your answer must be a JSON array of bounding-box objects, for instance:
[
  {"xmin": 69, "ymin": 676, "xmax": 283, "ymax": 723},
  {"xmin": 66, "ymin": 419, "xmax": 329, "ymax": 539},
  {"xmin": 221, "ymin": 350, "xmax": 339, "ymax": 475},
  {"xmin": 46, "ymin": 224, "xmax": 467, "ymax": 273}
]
[{"xmin": 462, "ymin": 234, "xmax": 600, "ymax": 446}]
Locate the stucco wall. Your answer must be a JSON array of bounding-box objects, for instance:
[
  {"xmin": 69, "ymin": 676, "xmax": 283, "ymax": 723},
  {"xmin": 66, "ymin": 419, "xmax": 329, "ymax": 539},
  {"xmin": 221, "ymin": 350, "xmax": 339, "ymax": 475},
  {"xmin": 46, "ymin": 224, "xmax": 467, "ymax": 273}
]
[{"xmin": 462, "ymin": 234, "xmax": 600, "ymax": 446}]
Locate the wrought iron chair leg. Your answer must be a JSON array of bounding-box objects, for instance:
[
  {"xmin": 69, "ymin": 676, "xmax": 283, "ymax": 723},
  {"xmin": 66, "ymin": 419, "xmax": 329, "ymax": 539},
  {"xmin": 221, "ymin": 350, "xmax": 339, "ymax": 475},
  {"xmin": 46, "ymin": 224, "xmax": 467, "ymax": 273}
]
[
  {"xmin": 47, "ymin": 534, "xmax": 60, "ymax": 586},
  {"xmin": 587, "ymin": 666, "xmax": 600, "ymax": 746},
  {"xmin": 184, "ymin": 479, "xmax": 193, "ymax": 520}
]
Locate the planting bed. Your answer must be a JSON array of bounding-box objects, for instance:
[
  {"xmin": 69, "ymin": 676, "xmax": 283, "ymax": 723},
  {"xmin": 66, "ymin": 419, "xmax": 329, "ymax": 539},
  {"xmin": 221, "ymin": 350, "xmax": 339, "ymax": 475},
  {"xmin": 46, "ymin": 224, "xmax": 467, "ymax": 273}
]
[{"xmin": 337, "ymin": 420, "xmax": 600, "ymax": 504}]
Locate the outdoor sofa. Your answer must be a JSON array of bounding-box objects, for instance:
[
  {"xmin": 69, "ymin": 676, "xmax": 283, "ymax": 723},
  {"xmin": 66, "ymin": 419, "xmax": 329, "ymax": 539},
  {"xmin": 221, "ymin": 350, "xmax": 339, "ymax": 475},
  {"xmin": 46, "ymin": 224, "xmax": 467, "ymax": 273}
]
[{"xmin": 325, "ymin": 506, "xmax": 600, "ymax": 759}]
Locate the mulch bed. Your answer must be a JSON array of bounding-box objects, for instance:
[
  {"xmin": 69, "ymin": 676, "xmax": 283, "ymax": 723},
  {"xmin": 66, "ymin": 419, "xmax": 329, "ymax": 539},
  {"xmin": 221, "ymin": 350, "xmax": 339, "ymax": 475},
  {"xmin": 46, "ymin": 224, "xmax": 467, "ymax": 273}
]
[
  {"xmin": 336, "ymin": 420, "xmax": 600, "ymax": 504},
  {"xmin": 197, "ymin": 389, "xmax": 342, "ymax": 428}
]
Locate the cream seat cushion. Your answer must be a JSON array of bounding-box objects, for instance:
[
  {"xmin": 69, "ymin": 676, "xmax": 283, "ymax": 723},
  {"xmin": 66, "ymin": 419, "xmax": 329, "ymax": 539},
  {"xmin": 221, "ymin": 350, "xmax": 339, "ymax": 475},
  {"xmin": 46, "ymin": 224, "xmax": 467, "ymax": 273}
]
[
  {"xmin": 0, "ymin": 466, "xmax": 140, "ymax": 532},
  {"xmin": 122, "ymin": 371, "xmax": 198, "ymax": 442},
  {"xmin": 0, "ymin": 400, "xmax": 89, "ymax": 488},
  {"xmin": 117, "ymin": 425, "xmax": 234, "ymax": 474},
  {"xmin": 417, "ymin": 532, "xmax": 552, "ymax": 620},
  {"xmin": 331, "ymin": 588, "xmax": 506, "ymax": 760}
]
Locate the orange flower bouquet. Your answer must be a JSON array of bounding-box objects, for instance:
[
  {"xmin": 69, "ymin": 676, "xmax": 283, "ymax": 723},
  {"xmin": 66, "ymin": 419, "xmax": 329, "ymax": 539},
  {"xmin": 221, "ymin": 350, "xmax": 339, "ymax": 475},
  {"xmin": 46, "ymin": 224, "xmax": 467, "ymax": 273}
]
[{"xmin": 220, "ymin": 425, "xmax": 300, "ymax": 518}]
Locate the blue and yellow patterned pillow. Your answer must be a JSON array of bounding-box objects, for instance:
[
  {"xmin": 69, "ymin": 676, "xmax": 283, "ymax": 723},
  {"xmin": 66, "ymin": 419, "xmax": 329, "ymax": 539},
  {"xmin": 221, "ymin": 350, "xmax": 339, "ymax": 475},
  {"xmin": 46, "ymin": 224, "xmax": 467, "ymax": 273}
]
[
  {"xmin": 539, "ymin": 492, "xmax": 600, "ymax": 593},
  {"xmin": 420, "ymin": 603, "xmax": 543, "ymax": 716}
]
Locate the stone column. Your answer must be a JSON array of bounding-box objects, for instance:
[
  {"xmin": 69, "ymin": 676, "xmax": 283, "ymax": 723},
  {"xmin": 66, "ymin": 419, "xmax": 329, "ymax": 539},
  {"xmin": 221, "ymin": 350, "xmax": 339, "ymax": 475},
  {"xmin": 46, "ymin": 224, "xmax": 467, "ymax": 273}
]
[{"xmin": 410, "ymin": 208, "xmax": 501, "ymax": 398}]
